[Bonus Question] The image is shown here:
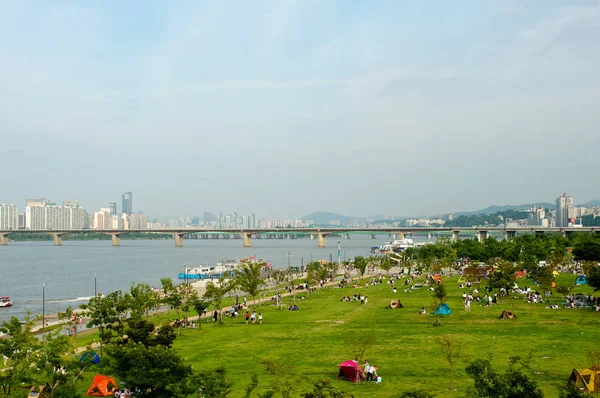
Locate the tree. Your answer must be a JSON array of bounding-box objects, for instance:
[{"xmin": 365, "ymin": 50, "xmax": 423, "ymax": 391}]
[
  {"xmin": 57, "ymin": 305, "xmax": 77, "ymax": 337},
  {"xmin": 432, "ymin": 282, "xmax": 447, "ymax": 307},
  {"xmin": 586, "ymin": 264, "xmax": 600, "ymax": 291},
  {"xmin": 353, "ymin": 256, "xmax": 369, "ymax": 281},
  {"xmin": 464, "ymin": 356, "xmax": 543, "ymax": 398},
  {"xmin": 80, "ymin": 290, "xmax": 129, "ymax": 350},
  {"xmin": 379, "ymin": 255, "xmax": 395, "ymax": 275},
  {"xmin": 100, "ymin": 342, "xmax": 195, "ymax": 397},
  {"xmin": 128, "ymin": 282, "xmax": 160, "ymax": 320},
  {"xmin": 301, "ymin": 379, "xmax": 346, "ymax": 398},
  {"xmin": 188, "ymin": 292, "xmax": 210, "ymax": 328},
  {"xmin": 0, "ymin": 315, "xmax": 38, "ymax": 397},
  {"xmin": 236, "ymin": 261, "xmax": 265, "ymax": 306},
  {"xmin": 436, "ymin": 335, "xmax": 461, "ymax": 391},
  {"xmin": 572, "ymin": 236, "xmax": 600, "ymax": 262},
  {"xmin": 487, "ymin": 261, "xmax": 516, "ymax": 295},
  {"xmin": 204, "ymin": 278, "xmax": 237, "ymax": 323},
  {"xmin": 260, "ymin": 360, "xmax": 299, "ymax": 398},
  {"xmin": 398, "ymin": 390, "xmax": 436, "ymax": 398},
  {"xmin": 193, "ymin": 366, "xmax": 232, "ymax": 398}
]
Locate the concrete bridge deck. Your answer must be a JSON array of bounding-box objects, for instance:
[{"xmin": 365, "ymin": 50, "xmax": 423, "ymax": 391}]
[{"xmin": 0, "ymin": 227, "xmax": 598, "ymax": 247}]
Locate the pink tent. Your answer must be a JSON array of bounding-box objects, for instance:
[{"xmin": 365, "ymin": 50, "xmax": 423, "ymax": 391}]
[{"xmin": 337, "ymin": 360, "xmax": 365, "ymax": 384}]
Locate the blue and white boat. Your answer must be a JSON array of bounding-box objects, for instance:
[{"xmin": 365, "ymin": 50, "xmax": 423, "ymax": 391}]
[{"xmin": 178, "ymin": 259, "xmax": 243, "ymax": 280}]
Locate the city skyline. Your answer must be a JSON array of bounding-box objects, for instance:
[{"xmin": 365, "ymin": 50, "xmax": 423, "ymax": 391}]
[{"xmin": 1, "ymin": 1, "xmax": 599, "ymax": 218}]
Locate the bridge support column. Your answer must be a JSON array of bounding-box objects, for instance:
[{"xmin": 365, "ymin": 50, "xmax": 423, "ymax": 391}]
[
  {"xmin": 369, "ymin": 234, "xmax": 376, "ymax": 240},
  {"xmin": 52, "ymin": 233, "xmax": 63, "ymax": 246},
  {"xmin": 427, "ymin": 233, "xmax": 432, "ymax": 240},
  {"xmin": 0, "ymin": 234, "xmax": 8, "ymax": 246},
  {"xmin": 243, "ymin": 233, "xmax": 252, "ymax": 247},
  {"xmin": 175, "ymin": 233, "xmax": 184, "ymax": 247},
  {"xmin": 112, "ymin": 233, "xmax": 121, "ymax": 246},
  {"xmin": 310, "ymin": 234, "xmax": 314, "ymax": 240},
  {"xmin": 345, "ymin": 234, "xmax": 350, "ymax": 239},
  {"xmin": 451, "ymin": 231, "xmax": 459, "ymax": 242},
  {"xmin": 505, "ymin": 231, "xmax": 516, "ymax": 241},
  {"xmin": 318, "ymin": 233, "xmax": 327, "ymax": 248},
  {"xmin": 477, "ymin": 230, "xmax": 487, "ymax": 243}
]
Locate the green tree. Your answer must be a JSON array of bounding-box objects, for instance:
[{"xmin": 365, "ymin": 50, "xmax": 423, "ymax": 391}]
[
  {"xmin": 193, "ymin": 366, "xmax": 232, "ymax": 398},
  {"xmin": 235, "ymin": 261, "xmax": 265, "ymax": 306},
  {"xmin": 464, "ymin": 357, "xmax": 543, "ymax": 398},
  {"xmin": 432, "ymin": 282, "xmax": 447, "ymax": 307},
  {"xmin": 204, "ymin": 278, "xmax": 237, "ymax": 323},
  {"xmin": 398, "ymin": 390, "xmax": 436, "ymax": 398},
  {"xmin": 572, "ymin": 236, "xmax": 600, "ymax": 261},
  {"xmin": 57, "ymin": 305, "xmax": 77, "ymax": 337},
  {"xmin": 301, "ymin": 379, "xmax": 346, "ymax": 398},
  {"xmin": 188, "ymin": 291, "xmax": 209, "ymax": 328},
  {"xmin": 260, "ymin": 360, "xmax": 299, "ymax": 398},
  {"xmin": 100, "ymin": 342, "xmax": 195, "ymax": 397},
  {"xmin": 379, "ymin": 255, "xmax": 395, "ymax": 275},
  {"xmin": 353, "ymin": 256, "xmax": 369, "ymax": 281},
  {"xmin": 128, "ymin": 282, "xmax": 160, "ymax": 320},
  {"xmin": 587, "ymin": 264, "xmax": 600, "ymax": 291},
  {"xmin": 0, "ymin": 315, "xmax": 38, "ymax": 397},
  {"xmin": 487, "ymin": 261, "xmax": 516, "ymax": 295},
  {"xmin": 80, "ymin": 290, "xmax": 129, "ymax": 350}
]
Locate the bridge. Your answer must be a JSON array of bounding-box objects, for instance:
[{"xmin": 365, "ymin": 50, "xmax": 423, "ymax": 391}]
[{"xmin": 0, "ymin": 227, "xmax": 598, "ymax": 247}]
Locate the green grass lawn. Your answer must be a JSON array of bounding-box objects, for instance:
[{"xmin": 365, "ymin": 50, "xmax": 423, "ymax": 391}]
[{"xmin": 160, "ymin": 274, "xmax": 599, "ymax": 398}]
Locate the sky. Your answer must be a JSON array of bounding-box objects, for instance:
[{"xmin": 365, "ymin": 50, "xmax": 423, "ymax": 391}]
[{"xmin": 1, "ymin": 0, "xmax": 599, "ymax": 219}]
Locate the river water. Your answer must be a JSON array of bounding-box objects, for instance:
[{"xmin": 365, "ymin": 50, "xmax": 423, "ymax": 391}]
[{"xmin": 0, "ymin": 235, "xmax": 411, "ymax": 322}]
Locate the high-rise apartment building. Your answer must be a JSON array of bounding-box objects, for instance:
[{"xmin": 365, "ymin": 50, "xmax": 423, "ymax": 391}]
[
  {"xmin": 122, "ymin": 192, "xmax": 133, "ymax": 215},
  {"xmin": 108, "ymin": 202, "xmax": 117, "ymax": 215},
  {"xmin": 555, "ymin": 193, "xmax": 574, "ymax": 227},
  {"xmin": 0, "ymin": 204, "xmax": 18, "ymax": 230}
]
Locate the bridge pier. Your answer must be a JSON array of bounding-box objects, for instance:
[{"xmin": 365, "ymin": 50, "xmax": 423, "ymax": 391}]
[
  {"xmin": 369, "ymin": 234, "xmax": 376, "ymax": 240},
  {"xmin": 451, "ymin": 231, "xmax": 459, "ymax": 242},
  {"xmin": 52, "ymin": 233, "xmax": 63, "ymax": 246},
  {"xmin": 175, "ymin": 233, "xmax": 184, "ymax": 247},
  {"xmin": 427, "ymin": 233, "xmax": 432, "ymax": 240},
  {"xmin": 243, "ymin": 233, "xmax": 252, "ymax": 247},
  {"xmin": 0, "ymin": 233, "xmax": 8, "ymax": 246},
  {"xmin": 477, "ymin": 230, "xmax": 487, "ymax": 243},
  {"xmin": 345, "ymin": 234, "xmax": 350, "ymax": 239},
  {"xmin": 318, "ymin": 233, "xmax": 327, "ymax": 248},
  {"xmin": 112, "ymin": 233, "xmax": 121, "ymax": 247},
  {"xmin": 505, "ymin": 230, "xmax": 516, "ymax": 241}
]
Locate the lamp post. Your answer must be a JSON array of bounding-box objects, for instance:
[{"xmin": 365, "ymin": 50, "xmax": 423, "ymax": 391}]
[
  {"xmin": 42, "ymin": 282, "xmax": 45, "ymax": 341},
  {"xmin": 94, "ymin": 273, "xmax": 97, "ymax": 297},
  {"xmin": 288, "ymin": 252, "xmax": 291, "ymax": 268}
]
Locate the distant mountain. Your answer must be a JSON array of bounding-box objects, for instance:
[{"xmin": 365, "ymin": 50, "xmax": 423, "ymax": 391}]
[
  {"xmin": 300, "ymin": 212, "xmax": 366, "ymax": 225},
  {"xmin": 583, "ymin": 199, "xmax": 600, "ymax": 207},
  {"xmin": 453, "ymin": 203, "xmax": 554, "ymax": 217}
]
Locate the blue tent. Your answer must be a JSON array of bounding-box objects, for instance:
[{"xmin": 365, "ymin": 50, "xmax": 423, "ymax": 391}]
[
  {"xmin": 434, "ymin": 304, "xmax": 452, "ymax": 315},
  {"xmin": 576, "ymin": 275, "xmax": 588, "ymax": 285},
  {"xmin": 80, "ymin": 352, "xmax": 100, "ymax": 364}
]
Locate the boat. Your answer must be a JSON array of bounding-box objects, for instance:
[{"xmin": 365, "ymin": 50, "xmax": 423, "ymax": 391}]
[
  {"xmin": 178, "ymin": 258, "xmax": 260, "ymax": 280},
  {"xmin": 0, "ymin": 296, "xmax": 12, "ymax": 307},
  {"xmin": 371, "ymin": 239, "xmax": 418, "ymax": 254}
]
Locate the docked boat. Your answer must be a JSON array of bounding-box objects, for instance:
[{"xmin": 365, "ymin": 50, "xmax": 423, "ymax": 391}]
[
  {"xmin": 371, "ymin": 239, "xmax": 418, "ymax": 253},
  {"xmin": 0, "ymin": 296, "xmax": 12, "ymax": 307},
  {"xmin": 178, "ymin": 258, "xmax": 258, "ymax": 280}
]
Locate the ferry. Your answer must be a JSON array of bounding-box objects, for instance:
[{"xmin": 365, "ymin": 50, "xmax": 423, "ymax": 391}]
[
  {"xmin": 0, "ymin": 296, "xmax": 12, "ymax": 307},
  {"xmin": 371, "ymin": 239, "xmax": 422, "ymax": 253},
  {"xmin": 178, "ymin": 258, "xmax": 264, "ymax": 280}
]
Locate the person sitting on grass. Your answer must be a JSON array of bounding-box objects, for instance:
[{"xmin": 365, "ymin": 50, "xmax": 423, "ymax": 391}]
[{"xmin": 418, "ymin": 307, "xmax": 427, "ymax": 315}]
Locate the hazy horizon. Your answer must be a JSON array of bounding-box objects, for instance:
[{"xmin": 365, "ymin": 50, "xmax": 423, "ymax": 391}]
[{"xmin": 1, "ymin": 1, "xmax": 598, "ymax": 219}]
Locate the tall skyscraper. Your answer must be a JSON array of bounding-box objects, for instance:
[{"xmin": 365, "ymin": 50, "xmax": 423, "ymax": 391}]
[
  {"xmin": 555, "ymin": 193, "xmax": 574, "ymax": 227},
  {"xmin": 0, "ymin": 204, "xmax": 18, "ymax": 230},
  {"xmin": 122, "ymin": 192, "xmax": 133, "ymax": 215},
  {"xmin": 108, "ymin": 202, "xmax": 117, "ymax": 215}
]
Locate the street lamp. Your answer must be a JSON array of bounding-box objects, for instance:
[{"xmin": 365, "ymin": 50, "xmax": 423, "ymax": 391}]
[
  {"xmin": 288, "ymin": 252, "xmax": 291, "ymax": 268},
  {"xmin": 42, "ymin": 282, "xmax": 45, "ymax": 341}
]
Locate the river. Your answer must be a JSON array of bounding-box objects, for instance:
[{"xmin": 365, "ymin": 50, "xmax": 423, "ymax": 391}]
[{"xmin": 0, "ymin": 235, "xmax": 427, "ymax": 323}]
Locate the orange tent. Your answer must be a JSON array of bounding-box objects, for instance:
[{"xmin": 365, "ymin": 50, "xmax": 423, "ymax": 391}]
[
  {"xmin": 432, "ymin": 275, "xmax": 443, "ymax": 283},
  {"xmin": 86, "ymin": 375, "xmax": 118, "ymax": 396}
]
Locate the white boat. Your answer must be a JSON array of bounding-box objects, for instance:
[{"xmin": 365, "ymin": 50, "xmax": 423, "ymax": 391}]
[
  {"xmin": 178, "ymin": 259, "xmax": 252, "ymax": 280},
  {"xmin": 0, "ymin": 296, "xmax": 12, "ymax": 307},
  {"xmin": 392, "ymin": 239, "xmax": 415, "ymax": 251}
]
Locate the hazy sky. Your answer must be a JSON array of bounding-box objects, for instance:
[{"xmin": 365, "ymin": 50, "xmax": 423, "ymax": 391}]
[{"xmin": 1, "ymin": 1, "xmax": 599, "ymax": 219}]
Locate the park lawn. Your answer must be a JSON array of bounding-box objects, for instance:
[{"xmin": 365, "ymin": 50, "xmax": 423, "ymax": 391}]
[{"xmin": 167, "ymin": 274, "xmax": 599, "ymax": 398}]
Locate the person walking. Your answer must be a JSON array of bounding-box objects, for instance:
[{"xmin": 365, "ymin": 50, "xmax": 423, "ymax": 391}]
[
  {"xmin": 212, "ymin": 310, "xmax": 218, "ymax": 322},
  {"xmin": 258, "ymin": 313, "xmax": 263, "ymax": 325},
  {"xmin": 245, "ymin": 311, "xmax": 250, "ymax": 325},
  {"xmin": 251, "ymin": 311, "xmax": 256, "ymax": 324}
]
